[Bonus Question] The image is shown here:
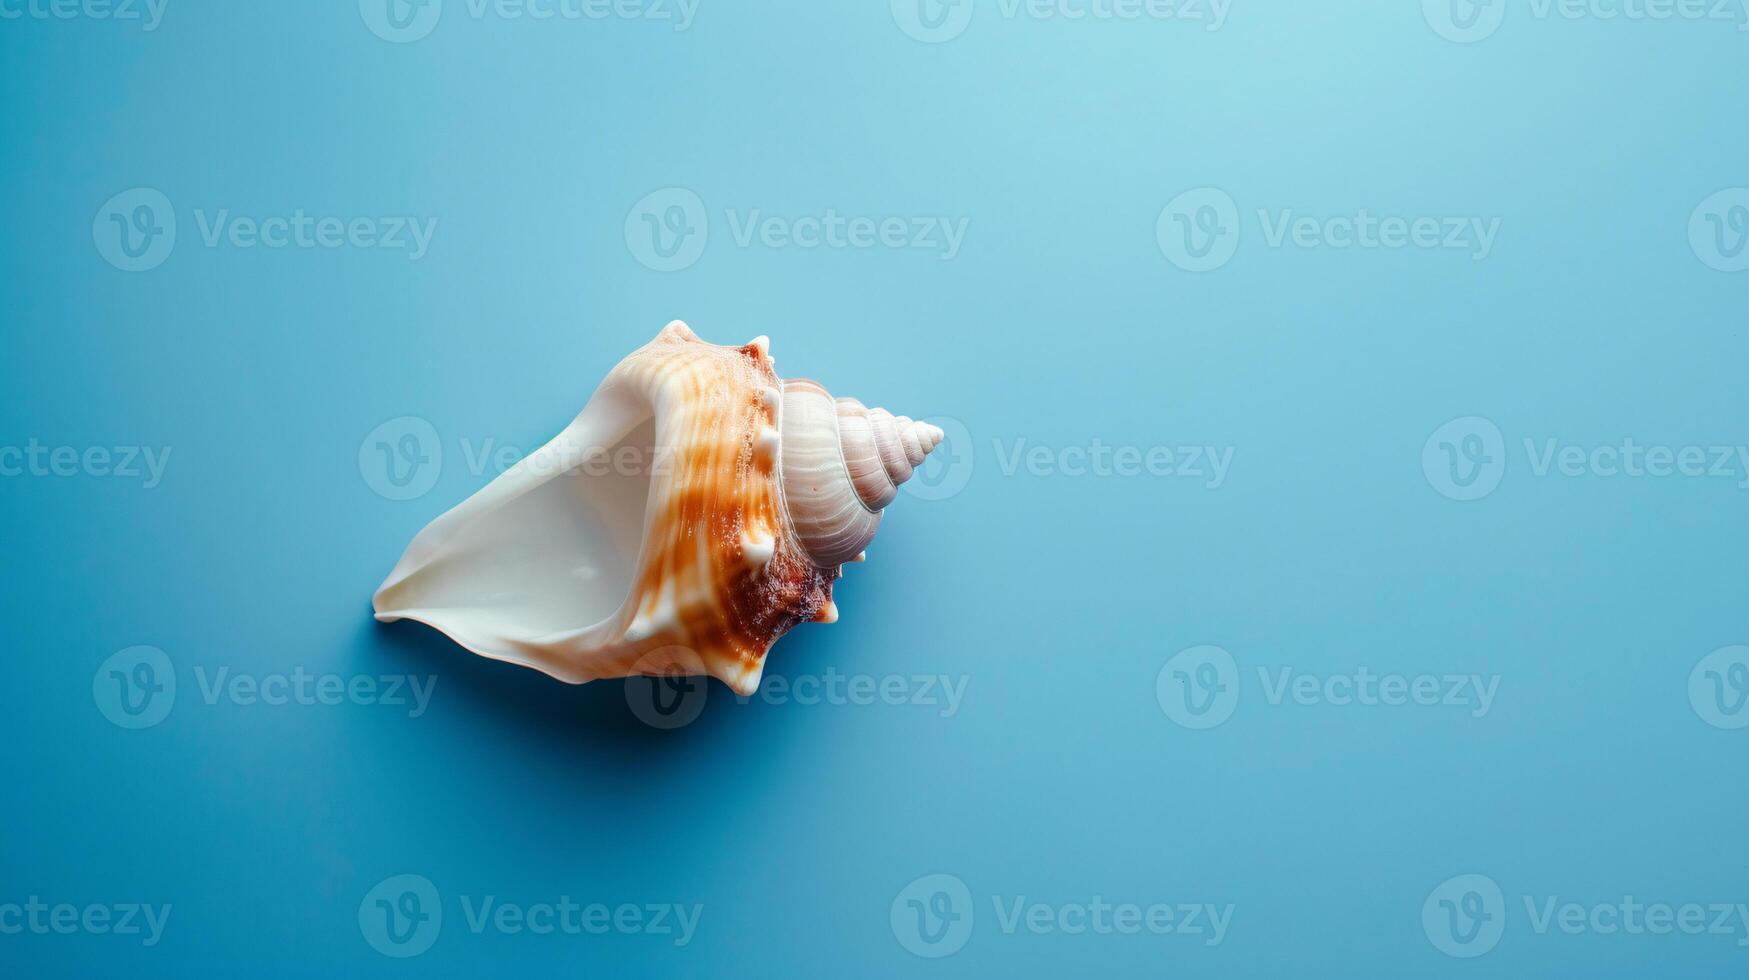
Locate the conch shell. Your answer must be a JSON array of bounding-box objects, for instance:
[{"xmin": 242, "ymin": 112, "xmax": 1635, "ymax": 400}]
[{"xmin": 371, "ymin": 321, "xmax": 944, "ymax": 695}]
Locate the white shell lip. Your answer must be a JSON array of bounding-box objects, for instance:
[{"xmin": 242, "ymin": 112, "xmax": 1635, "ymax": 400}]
[{"xmin": 371, "ymin": 379, "xmax": 660, "ymax": 687}]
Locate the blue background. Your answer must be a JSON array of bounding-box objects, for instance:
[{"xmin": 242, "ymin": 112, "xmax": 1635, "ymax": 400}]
[{"xmin": 4, "ymin": 1, "xmax": 1747, "ymax": 976}]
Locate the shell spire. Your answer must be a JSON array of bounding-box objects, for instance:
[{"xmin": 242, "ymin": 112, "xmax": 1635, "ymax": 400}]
[{"xmin": 777, "ymin": 384, "xmax": 945, "ymax": 568}]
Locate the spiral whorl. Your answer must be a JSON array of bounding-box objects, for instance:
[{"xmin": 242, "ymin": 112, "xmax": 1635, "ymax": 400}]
[{"xmin": 778, "ymin": 381, "xmax": 945, "ymax": 568}]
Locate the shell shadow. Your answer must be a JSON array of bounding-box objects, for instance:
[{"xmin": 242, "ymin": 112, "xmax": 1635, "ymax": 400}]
[{"xmin": 359, "ymin": 607, "xmax": 832, "ymax": 774}]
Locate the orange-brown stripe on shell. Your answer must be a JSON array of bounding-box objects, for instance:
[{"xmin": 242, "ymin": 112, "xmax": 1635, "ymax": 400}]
[{"xmin": 622, "ymin": 329, "xmax": 837, "ymax": 687}]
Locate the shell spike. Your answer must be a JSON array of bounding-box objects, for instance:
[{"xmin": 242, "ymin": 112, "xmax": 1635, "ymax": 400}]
[{"xmin": 661, "ymin": 319, "xmax": 699, "ymax": 342}]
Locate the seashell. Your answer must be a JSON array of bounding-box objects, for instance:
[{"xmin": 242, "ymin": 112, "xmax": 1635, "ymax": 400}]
[{"xmin": 371, "ymin": 321, "xmax": 945, "ymax": 696}]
